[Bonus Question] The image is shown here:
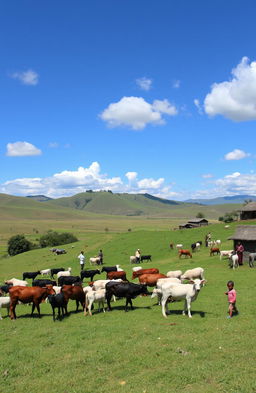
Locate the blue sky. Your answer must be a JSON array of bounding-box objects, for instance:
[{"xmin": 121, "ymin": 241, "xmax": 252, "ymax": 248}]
[{"xmin": 1, "ymin": 0, "xmax": 256, "ymax": 200}]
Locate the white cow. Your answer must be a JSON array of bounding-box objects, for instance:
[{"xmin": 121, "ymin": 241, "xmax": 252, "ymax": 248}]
[
  {"xmin": 153, "ymin": 277, "xmax": 181, "ymax": 305},
  {"xmin": 0, "ymin": 296, "xmax": 10, "ymax": 319},
  {"xmin": 84, "ymin": 289, "xmax": 106, "ymax": 316},
  {"xmin": 5, "ymin": 278, "xmax": 28, "ymax": 287},
  {"xmin": 181, "ymin": 267, "xmax": 205, "ymax": 281},
  {"xmin": 92, "ymin": 279, "xmax": 122, "ymax": 291},
  {"xmin": 159, "ymin": 279, "xmax": 205, "ymax": 318},
  {"xmin": 40, "ymin": 268, "xmax": 51, "ymax": 276},
  {"xmin": 56, "ymin": 268, "xmax": 72, "ymax": 280},
  {"xmin": 166, "ymin": 270, "xmax": 182, "ymax": 279}
]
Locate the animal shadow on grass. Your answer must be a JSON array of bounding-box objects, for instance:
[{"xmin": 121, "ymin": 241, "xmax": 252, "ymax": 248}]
[
  {"xmin": 108, "ymin": 305, "xmax": 152, "ymax": 312},
  {"xmin": 165, "ymin": 309, "xmax": 206, "ymax": 318}
]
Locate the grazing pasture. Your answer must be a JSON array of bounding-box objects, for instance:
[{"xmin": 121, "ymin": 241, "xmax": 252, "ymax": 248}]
[{"xmin": 1, "ymin": 221, "xmax": 256, "ymax": 393}]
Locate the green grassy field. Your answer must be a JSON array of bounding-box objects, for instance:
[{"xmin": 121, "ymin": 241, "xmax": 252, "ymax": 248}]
[{"xmin": 1, "ymin": 220, "xmax": 255, "ymax": 393}]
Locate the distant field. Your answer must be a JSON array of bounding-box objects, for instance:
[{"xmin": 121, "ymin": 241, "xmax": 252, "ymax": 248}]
[{"xmin": 1, "ymin": 220, "xmax": 256, "ymax": 392}]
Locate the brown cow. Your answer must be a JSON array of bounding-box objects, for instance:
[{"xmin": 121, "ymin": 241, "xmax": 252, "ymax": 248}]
[
  {"xmin": 179, "ymin": 250, "xmax": 192, "ymax": 259},
  {"xmin": 138, "ymin": 273, "xmax": 167, "ymax": 287},
  {"xmin": 9, "ymin": 285, "xmax": 55, "ymax": 319},
  {"xmin": 210, "ymin": 247, "xmax": 220, "ymax": 256},
  {"xmin": 61, "ymin": 285, "xmax": 85, "ymax": 312},
  {"xmin": 132, "ymin": 268, "xmax": 159, "ymax": 280},
  {"xmin": 107, "ymin": 271, "xmax": 127, "ymax": 281}
]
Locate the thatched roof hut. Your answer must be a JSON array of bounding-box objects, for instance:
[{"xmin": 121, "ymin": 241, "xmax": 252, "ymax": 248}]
[
  {"xmin": 239, "ymin": 202, "xmax": 256, "ymax": 220},
  {"xmin": 187, "ymin": 218, "xmax": 208, "ymax": 226},
  {"xmin": 229, "ymin": 225, "xmax": 256, "ymax": 258}
]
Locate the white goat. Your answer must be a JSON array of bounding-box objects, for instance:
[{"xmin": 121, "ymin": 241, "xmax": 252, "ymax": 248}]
[
  {"xmin": 90, "ymin": 257, "xmax": 101, "ymax": 266},
  {"xmin": 176, "ymin": 244, "xmax": 183, "ymax": 250}
]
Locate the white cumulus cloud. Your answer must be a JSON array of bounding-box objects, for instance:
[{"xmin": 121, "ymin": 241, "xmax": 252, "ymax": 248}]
[
  {"xmin": 0, "ymin": 162, "xmax": 180, "ymax": 199},
  {"xmin": 136, "ymin": 77, "xmax": 152, "ymax": 91},
  {"xmin": 6, "ymin": 142, "xmax": 42, "ymax": 157},
  {"xmin": 11, "ymin": 69, "xmax": 39, "ymax": 85},
  {"xmin": 100, "ymin": 96, "xmax": 177, "ymax": 130},
  {"xmin": 204, "ymin": 57, "xmax": 256, "ymax": 121},
  {"xmin": 224, "ymin": 149, "xmax": 250, "ymax": 160}
]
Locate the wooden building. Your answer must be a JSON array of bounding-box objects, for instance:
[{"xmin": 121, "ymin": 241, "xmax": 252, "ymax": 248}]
[
  {"xmin": 229, "ymin": 225, "xmax": 256, "ymax": 260},
  {"xmin": 239, "ymin": 202, "xmax": 256, "ymax": 220},
  {"xmin": 179, "ymin": 218, "xmax": 208, "ymax": 230}
]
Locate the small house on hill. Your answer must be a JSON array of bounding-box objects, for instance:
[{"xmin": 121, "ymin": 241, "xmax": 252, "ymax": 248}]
[
  {"xmin": 229, "ymin": 225, "xmax": 256, "ymax": 259},
  {"xmin": 239, "ymin": 202, "xmax": 256, "ymax": 220},
  {"xmin": 179, "ymin": 218, "xmax": 208, "ymax": 230},
  {"xmin": 187, "ymin": 218, "xmax": 208, "ymax": 227}
]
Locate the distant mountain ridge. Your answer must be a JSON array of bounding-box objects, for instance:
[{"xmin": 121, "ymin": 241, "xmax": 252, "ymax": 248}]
[
  {"xmin": 26, "ymin": 195, "xmax": 53, "ymax": 202},
  {"xmin": 185, "ymin": 194, "xmax": 256, "ymax": 205}
]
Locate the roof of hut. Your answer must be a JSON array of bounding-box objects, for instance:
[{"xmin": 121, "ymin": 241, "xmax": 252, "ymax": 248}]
[
  {"xmin": 187, "ymin": 218, "xmax": 208, "ymax": 223},
  {"xmin": 229, "ymin": 225, "xmax": 256, "ymax": 241},
  {"xmin": 239, "ymin": 202, "xmax": 256, "ymax": 212}
]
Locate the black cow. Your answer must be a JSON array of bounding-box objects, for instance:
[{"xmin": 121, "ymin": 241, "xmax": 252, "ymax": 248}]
[
  {"xmin": 80, "ymin": 269, "xmax": 100, "ymax": 282},
  {"xmin": 50, "ymin": 268, "xmax": 65, "ymax": 278},
  {"xmin": 101, "ymin": 266, "xmax": 118, "ymax": 273},
  {"xmin": 58, "ymin": 275, "xmax": 81, "ymax": 287},
  {"xmin": 0, "ymin": 283, "xmax": 13, "ymax": 295},
  {"xmin": 23, "ymin": 271, "xmax": 40, "ymax": 281},
  {"xmin": 140, "ymin": 255, "xmax": 152, "ymax": 262},
  {"xmin": 47, "ymin": 293, "xmax": 68, "ymax": 321},
  {"xmin": 32, "ymin": 279, "xmax": 57, "ymax": 287},
  {"xmin": 105, "ymin": 282, "xmax": 149, "ymax": 312}
]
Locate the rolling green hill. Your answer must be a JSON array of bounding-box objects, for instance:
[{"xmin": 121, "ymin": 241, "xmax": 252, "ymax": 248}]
[{"xmin": 0, "ymin": 192, "xmax": 243, "ymax": 220}]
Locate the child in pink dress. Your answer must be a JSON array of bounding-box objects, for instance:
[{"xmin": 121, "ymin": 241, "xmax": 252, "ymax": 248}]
[{"xmin": 225, "ymin": 280, "xmax": 238, "ymax": 318}]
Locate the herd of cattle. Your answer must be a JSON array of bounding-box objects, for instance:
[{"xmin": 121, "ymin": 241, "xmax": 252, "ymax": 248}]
[
  {"xmin": 0, "ymin": 263, "xmax": 206, "ymax": 321},
  {"xmin": 0, "ymin": 235, "xmax": 252, "ymax": 321}
]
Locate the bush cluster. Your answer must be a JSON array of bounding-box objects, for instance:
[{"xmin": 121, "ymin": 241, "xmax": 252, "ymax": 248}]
[
  {"xmin": 39, "ymin": 231, "xmax": 78, "ymax": 248},
  {"xmin": 8, "ymin": 234, "xmax": 33, "ymax": 256}
]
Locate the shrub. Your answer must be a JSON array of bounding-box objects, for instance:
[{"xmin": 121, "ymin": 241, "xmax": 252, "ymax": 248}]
[
  {"xmin": 196, "ymin": 212, "xmax": 205, "ymax": 218},
  {"xmin": 8, "ymin": 234, "xmax": 33, "ymax": 256},
  {"xmin": 39, "ymin": 230, "xmax": 78, "ymax": 248}
]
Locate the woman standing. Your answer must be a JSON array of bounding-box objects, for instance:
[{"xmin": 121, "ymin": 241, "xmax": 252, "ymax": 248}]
[{"xmin": 236, "ymin": 242, "xmax": 244, "ymax": 266}]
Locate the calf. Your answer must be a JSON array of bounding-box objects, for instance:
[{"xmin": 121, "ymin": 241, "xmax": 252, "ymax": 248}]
[
  {"xmin": 84, "ymin": 289, "xmax": 106, "ymax": 316},
  {"xmin": 56, "ymin": 268, "xmax": 72, "ymax": 280},
  {"xmin": 5, "ymin": 278, "xmax": 28, "ymax": 287},
  {"xmin": 166, "ymin": 270, "xmax": 182, "ymax": 279},
  {"xmin": 105, "ymin": 281, "xmax": 149, "ymax": 311},
  {"xmin": 80, "ymin": 269, "xmax": 101, "ymax": 282},
  {"xmin": 101, "ymin": 266, "xmax": 118, "ymax": 274},
  {"xmin": 22, "ymin": 271, "xmax": 40, "ymax": 281},
  {"xmin": 58, "ymin": 275, "xmax": 81, "ymax": 287},
  {"xmin": 32, "ymin": 279, "xmax": 57, "ymax": 287},
  {"xmin": 220, "ymin": 250, "xmax": 233, "ymax": 260},
  {"xmin": 181, "ymin": 268, "xmax": 205, "ymax": 281},
  {"xmin": 47, "ymin": 293, "xmax": 68, "ymax": 321},
  {"xmin": 40, "ymin": 269, "xmax": 51, "ymax": 276}
]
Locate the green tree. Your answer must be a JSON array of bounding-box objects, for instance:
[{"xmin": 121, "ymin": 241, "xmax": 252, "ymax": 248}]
[
  {"xmin": 196, "ymin": 212, "xmax": 205, "ymax": 218},
  {"xmin": 8, "ymin": 234, "xmax": 32, "ymax": 256},
  {"xmin": 39, "ymin": 230, "xmax": 78, "ymax": 248}
]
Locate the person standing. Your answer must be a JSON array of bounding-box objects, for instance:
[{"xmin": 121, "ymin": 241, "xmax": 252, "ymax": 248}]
[
  {"xmin": 98, "ymin": 249, "xmax": 103, "ymax": 265},
  {"xmin": 135, "ymin": 249, "xmax": 141, "ymax": 263},
  {"xmin": 225, "ymin": 280, "xmax": 238, "ymax": 318},
  {"xmin": 78, "ymin": 251, "xmax": 85, "ymax": 270},
  {"xmin": 236, "ymin": 242, "xmax": 244, "ymax": 266}
]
